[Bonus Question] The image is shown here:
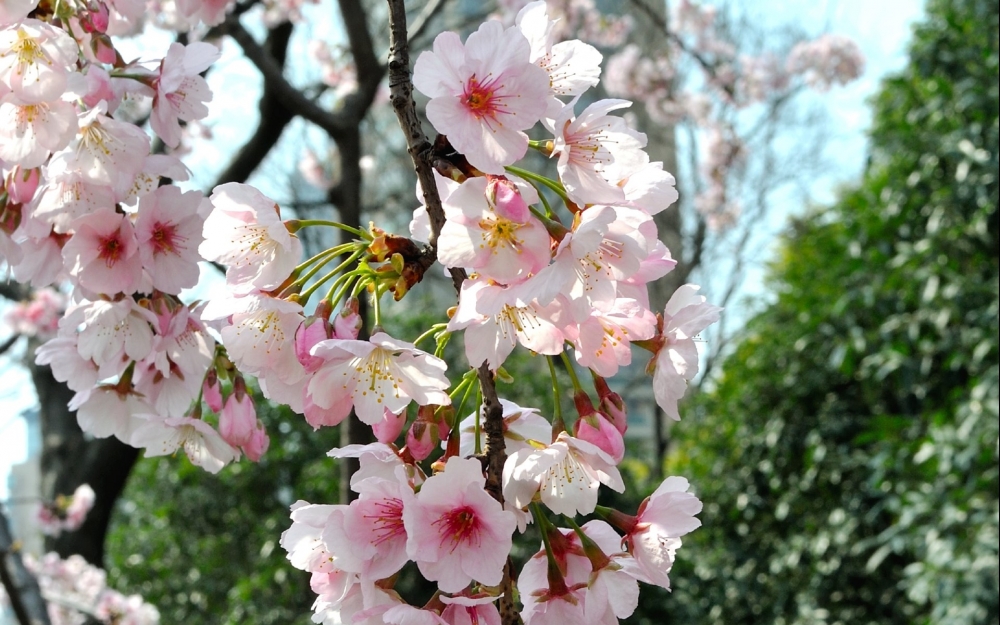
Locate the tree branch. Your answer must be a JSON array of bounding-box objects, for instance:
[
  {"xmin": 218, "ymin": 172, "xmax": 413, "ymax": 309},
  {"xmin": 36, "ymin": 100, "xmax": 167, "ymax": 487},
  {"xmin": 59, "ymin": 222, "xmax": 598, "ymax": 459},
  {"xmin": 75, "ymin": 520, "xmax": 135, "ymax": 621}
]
[
  {"xmin": 213, "ymin": 21, "xmax": 296, "ymax": 187},
  {"xmin": 223, "ymin": 19, "xmax": 351, "ymax": 141},
  {"xmin": 0, "ymin": 333, "xmax": 19, "ymax": 357},
  {"xmin": 1, "ymin": 507, "xmax": 51, "ymax": 625},
  {"xmin": 384, "ymin": 3, "xmax": 517, "ymax": 622}
]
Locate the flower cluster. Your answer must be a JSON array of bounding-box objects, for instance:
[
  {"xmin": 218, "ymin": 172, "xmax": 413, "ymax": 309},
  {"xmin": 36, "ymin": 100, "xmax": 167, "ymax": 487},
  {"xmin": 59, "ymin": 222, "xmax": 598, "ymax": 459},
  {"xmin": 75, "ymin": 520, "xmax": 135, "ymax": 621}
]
[
  {"xmin": 37, "ymin": 483, "xmax": 96, "ymax": 537},
  {"xmin": 2, "ymin": 2, "xmax": 733, "ymax": 624},
  {"xmin": 595, "ymin": 0, "xmax": 864, "ymax": 225},
  {"xmin": 273, "ymin": 3, "xmax": 719, "ymax": 623},
  {"xmin": 0, "ymin": 552, "xmax": 159, "ymax": 625}
]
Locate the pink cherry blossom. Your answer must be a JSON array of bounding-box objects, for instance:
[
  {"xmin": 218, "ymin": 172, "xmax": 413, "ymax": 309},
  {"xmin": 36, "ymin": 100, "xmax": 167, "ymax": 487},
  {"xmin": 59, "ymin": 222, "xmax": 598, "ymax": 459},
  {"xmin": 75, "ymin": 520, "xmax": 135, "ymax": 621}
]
[
  {"xmin": 566, "ymin": 297, "xmax": 656, "ymax": 378},
  {"xmin": 515, "ymin": 1, "xmax": 602, "ymax": 103},
  {"xmin": 73, "ymin": 385, "xmax": 152, "ymax": 444},
  {"xmin": 219, "ymin": 381, "xmax": 257, "ymax": 448},
  {"xmin": 322, "ymin": 470, "xmax": 413, "ymax": 581},
  {"xmin": 456, "ymin": 398, "xmax": 551, "ymax": 458},
  {"xmin": 551, "ymin": 98, "xmax": 649, "ymax": 205},
  {"xmin": 200, "ymin": 182, "xmax": 303, "ymax": 295},
  {"xmin": 403, "ymin": 456, "xmax": 517, "ymax": 593},
  {"xmin": 0, "ymin": 20, "xmax": 78, "ymax": 103},
  {"xmin": 307, "ymin": 332, "xmax": 450, "ymax": 425},
  {"xmin": 650, "ymin": 284, "xmax": 722, "ymax": 420},
  {"xmin": 447, "ymin": 277, "xmax": 566, "ymax": 371},
  {"xmin": 437, "ymin": 176, "xmax": 551, "ymax": 283},
  {"xmin": 69, "ymin": 298, "xmax": 156, "ymax": 372},
  {"xmin": 503, "ymin": 432, "xmax": 624, "ymax": 517},
  {"xmin": 0, "ymin": 94, "xmax": 77, "ymax": 168},
  {"xmin": 135, "ymin": 185, "xmax": 206, "ymax": 294},
  {"xmin": 440, "ymin": 594, "xmax": 502, "ymax": 625},
  {"xmin": 151, "ymin": 42, "xmax": 220, "ymax": 148},
  {"xmin": 47, "ymin": 103, "xmax": 151, "ymax": 189},
  {"xmin": 62, "ymin": 211, "xmax": 143, "ymax": 295},
  {"xmin": 130, "ymin": 416, "xmax": 238, "ymax": 474},
  {"xmin": 625, "ymin": 476, "xmax": 702, "ymax": 590},
  {"xmin": 413, "ymin": 20, "xmax": 550, "ymax": 174},
  {"xmin": 202, "ymin": 292, "xmax": 306, "ymax": 384}
]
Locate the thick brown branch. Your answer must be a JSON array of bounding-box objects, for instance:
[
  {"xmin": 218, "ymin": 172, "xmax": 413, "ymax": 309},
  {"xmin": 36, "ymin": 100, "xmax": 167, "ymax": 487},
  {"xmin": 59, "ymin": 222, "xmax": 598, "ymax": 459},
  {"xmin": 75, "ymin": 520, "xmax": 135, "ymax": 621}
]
[
  {"xmin": 1, "ymin": 507, "xmax": 51, "ymax": 625},
  {"xmin": 224, "ymin": 19, "xmax": 351, "ymax": 141},
  {"xmin": 384, "ymin": 3, "xmax": 518, "ymax": 622},
  {"xmin": 214, "ymin": 21, "xmax": 296, "ymax": 187}
]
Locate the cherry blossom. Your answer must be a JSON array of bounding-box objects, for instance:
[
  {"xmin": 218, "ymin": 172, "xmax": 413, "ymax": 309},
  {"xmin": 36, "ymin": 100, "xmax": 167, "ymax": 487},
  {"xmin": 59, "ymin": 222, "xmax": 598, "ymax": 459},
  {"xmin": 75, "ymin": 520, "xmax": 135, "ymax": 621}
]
[
  {"xmin": 649, "ymin": 284, "xmax": 722, "ymax": 420},
  {"xmin": 200, "ymin": 182, "xmax": 303, "ymax": 294},
  {"xmin": 62, "ymin": 211, "xmax": 143, "ymax": 295},
  {"xmin": 551, "ymin": 98, "xmax": 648, "ymax": 205},
  {"xmin": 0, "ymin": 20, "xmax": 78, "ymax": 103},
  {"xmin": 437, "ymin": 176, "xmax": 551, "ymax": 283},
  {"xmin": 414, "ymin": 20, "xmax": 550, "ymax": 174},
  {"xmin": 503, "ymin": 432, "xmax": 624, "ymax": 517},
  {"xmin": 307, "ymin": 332, "xmax": 450, "ymax": 425},
  {"xmin": 135, "ymin": 185, "xmax": 206, "ymax": 294},
  {"xmin": 447, "ymin": 277, "xmax": 567, "ymax": 370},
  {"xmin": 403, "ymin": 456, "xmax": 517, "ymax": 593},
  {"xmin": 0, "ymin": 94, "xmax": 77, "ymax": 168},
  {"xmin": 131, "ymin": 416, "xmax": 239, "ymax": 474},
  {"xmin": 151, "ymin": 42, "xmax": 220, "ymax": 148},
  {"xmin": 623, "ymin": 476, "xmax": 703, "ymax": 589},
  {"xmin": 322, "ymin": 469, "xmax": 413, "ymax": 582}
]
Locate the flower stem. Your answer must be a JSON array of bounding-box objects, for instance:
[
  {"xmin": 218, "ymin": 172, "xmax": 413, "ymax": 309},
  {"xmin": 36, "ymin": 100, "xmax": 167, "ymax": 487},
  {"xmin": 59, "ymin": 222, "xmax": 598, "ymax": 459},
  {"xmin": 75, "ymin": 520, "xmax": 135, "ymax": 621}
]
[
  {"xmin": 505, "ymin": 166, "xmax": 572, "ymax": 207},
  {"xmin": 298, "ymin": 250, "xmax": 365, "ymax": 302},
  {"xmin": 286, "ymin": 219, "xmax": 369, "ymax": 239},
  {"xmin": 559, "ymin": 351, "xmax": 583, "ymax": 393},
  {"xmin": 547, "ymin": 356, "xmax": 565, "ymax": 435}
]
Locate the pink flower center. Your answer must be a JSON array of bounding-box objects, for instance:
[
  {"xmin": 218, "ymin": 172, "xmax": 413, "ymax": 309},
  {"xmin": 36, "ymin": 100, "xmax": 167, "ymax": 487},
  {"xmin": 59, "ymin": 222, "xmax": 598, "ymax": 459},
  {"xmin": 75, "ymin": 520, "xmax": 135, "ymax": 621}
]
[
  {"xmin": 434, "ymin": 505, "xmax": 481, "ymax": 552},
  {"xmin": 150, "ymin": 221, "xmax": 183, "ymax": 255},
  {"xmin": 463, "ymin": 75, "xmax": 506, "ymax": 124},
  {"xmin": 364, "ymin": 498, "xmax": 406, "ymax": 546},
  {"xmin": 98, "ymin": 232, "xmax": 126, "ymax": 267}
]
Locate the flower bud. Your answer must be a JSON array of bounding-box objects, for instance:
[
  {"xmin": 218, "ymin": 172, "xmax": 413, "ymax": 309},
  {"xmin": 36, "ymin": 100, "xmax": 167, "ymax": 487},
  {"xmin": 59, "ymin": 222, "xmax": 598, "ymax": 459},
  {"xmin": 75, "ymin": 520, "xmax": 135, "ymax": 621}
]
[
  {"xmin": 405, "ymin": 419, "xmax": 437, "ymax": 461},
  {"xmin": 219, "ymin": 378, "xmax": 256, "ymax": 447},
  {"xmin": 242, "ymin": 420, "xmax": 270, "ymax": 462},
  {"xmin": 334, "ymin": 298, "xmax": 362, "ymax": 340},
  {"xmin": 372, "ymin": 408, "xmax": 406, "ymax": 444},
  {"xmin": 295, "ymin": 315, "xmax": 332, "ymax": 372},
  {"xmin": 573, "ymin": 391, "xmax": 624, "ymax": 463}
]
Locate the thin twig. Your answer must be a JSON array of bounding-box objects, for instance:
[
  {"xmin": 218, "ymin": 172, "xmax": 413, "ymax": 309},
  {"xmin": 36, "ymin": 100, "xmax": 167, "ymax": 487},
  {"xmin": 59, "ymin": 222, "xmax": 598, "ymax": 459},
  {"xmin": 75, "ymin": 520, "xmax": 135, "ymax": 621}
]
[
  {"xmin": 1, "ymin": 507, "xmax": 51, "ymax": 625},
  {"xmin": 383, "ymin": 3, "xmax": 518, "ymax": 623}
]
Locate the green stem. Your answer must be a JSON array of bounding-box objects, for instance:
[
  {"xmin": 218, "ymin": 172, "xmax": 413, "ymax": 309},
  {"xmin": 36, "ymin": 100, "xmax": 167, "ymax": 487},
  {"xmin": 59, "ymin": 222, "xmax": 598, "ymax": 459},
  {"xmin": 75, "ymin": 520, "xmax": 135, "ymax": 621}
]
[
  {"xmin": 547, "ymin": 356, "xmax": 565, "ymax": 434},
  {"xmin": 288, "ymin": 219, "xmax": 369, "ymax": 239},
  {"xmin": 293, "ymin": 243, "xmax": 355, "ymax": 274},
  {"xmin": 324, "ymin": 272, "xmax": 360, "ymax": 309},
  {"xmin": 413, "ymin": 323, "xmax": 447, "ymax": 348},
  {"xmin": 298, "ymin": 250, "xmax": 365, "ymax": 302},
  {"xmin": 505, "ymin": 166, "xmax": 572, "ymax": 205},
  {"xmin": 371, "ymin": 282, "xmax": 383, "ymax": 326},
  {"xmin": 559, "ymin": 351, "xmax": 583, "ymax": 393}
]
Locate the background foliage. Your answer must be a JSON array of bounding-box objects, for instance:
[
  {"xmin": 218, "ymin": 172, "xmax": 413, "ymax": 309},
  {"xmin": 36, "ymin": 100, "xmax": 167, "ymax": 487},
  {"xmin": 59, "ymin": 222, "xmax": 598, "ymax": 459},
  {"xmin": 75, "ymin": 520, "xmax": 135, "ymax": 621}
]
[{"xmin": 664, "ymin": 0, "xmax": 999, "ymax": 623}]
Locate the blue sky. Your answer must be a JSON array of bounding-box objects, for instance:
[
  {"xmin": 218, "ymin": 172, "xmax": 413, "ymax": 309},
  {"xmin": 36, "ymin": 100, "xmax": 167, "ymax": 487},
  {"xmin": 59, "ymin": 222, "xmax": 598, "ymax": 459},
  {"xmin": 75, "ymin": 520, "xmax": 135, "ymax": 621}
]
[{"xmin": 0, "ymin": 0, "xmax": 927, "ymax": 500}]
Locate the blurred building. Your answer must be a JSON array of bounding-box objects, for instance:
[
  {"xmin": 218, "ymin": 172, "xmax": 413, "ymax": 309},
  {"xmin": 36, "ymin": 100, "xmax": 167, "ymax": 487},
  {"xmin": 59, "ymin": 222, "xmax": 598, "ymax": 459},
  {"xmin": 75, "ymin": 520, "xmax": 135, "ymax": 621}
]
[{"xmin": 6, "ymin": 407, "xmax": 43, "ymax": 557}]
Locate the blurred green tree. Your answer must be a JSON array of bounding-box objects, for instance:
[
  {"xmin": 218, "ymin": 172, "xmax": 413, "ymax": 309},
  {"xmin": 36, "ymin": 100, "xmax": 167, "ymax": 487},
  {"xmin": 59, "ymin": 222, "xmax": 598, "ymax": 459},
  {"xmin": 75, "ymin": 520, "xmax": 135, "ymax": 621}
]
[{"xmin": 659, "ymin": 0, "xmax": 999, "ymax": 623}]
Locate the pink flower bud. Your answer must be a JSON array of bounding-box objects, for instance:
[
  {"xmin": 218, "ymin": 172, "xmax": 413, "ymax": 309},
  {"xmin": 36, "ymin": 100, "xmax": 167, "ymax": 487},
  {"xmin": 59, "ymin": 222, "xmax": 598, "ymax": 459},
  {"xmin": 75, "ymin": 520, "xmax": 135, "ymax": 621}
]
[
  {"xmin": 219, "ymin": 380, "xmax": 256, "ymax": 447},
  {"xmin": 372, "ymin": 408, "xmax": 407, "ymax": 444},
  {"xmin": 594, "ymin": 375, "xmax": 628, "ymax": 435},
  {"xmin": 334, "ymin": 298, "xmax": 362, "ymax": 340},
  {"xmin": 295, "ymin": 315, "xmax": 332, "ymax": 373},
  {"xmin": 406, "ymin": 419, "xmax": 437, "ymax": 461},
  {"xmin": 6, "ymin": 167, "xmax": 39, "ymax": 205},
  {"xmin": 573, "ymin": 391, "xmax": 624, "ymax": 463},
  {"xmin": 91, "ymin": 33, "xmax": 117, "ymax": 65},
  {"xmin": 486, "ymin": 175, "xmax": 530, "ymax": 222},
  {"xmin": 203, "ymin": 370, "xmax": 223, "ymax": 413},
  {"xmin": 242, "ymin": 421, "xmax": 269, "ymax": 462}
]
